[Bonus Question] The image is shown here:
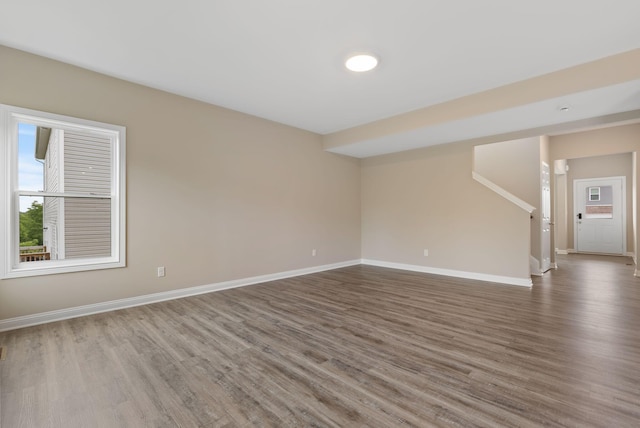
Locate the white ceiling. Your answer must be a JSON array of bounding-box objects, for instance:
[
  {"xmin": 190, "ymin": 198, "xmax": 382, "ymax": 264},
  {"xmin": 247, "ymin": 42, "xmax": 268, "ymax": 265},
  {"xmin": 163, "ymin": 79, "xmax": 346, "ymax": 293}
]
[{"xmin": 2, "ymin": 1, "xmax": 640, "ymax": 155}]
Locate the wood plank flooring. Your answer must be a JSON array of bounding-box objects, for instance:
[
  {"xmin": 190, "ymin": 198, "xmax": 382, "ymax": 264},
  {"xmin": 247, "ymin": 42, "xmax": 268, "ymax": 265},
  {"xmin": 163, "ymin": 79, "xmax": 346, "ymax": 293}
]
[{"xmin": 1, "ymin": 254, "xmax": 639, "ymax": 427}]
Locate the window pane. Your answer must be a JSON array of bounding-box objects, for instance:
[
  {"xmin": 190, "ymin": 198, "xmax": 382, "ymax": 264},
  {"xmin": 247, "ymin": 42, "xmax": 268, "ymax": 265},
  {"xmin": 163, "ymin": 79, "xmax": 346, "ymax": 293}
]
[
  {"xmin": 20, "ymin": 195, "xmax": 111, "ymax": 263},
  {"xmin": 20, "ymin": 126, "xmax": 113, "ymax": 195},
  {"xmin": 585, "ymin": 185, "xmax": 613, "ymax": 219},
  {"xmin": 18, "ymin": 123, "xmax": 44, "ymax": 192},
  {"xmin": 19, "ymin": 197, "xmax": 45, "ymax": 261}
]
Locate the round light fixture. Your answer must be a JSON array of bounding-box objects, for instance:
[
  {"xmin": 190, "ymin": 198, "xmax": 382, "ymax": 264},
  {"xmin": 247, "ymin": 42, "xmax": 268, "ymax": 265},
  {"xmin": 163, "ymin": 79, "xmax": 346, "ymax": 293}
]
[
  {"xmin": 345, "ymin": 54, "xmax": 379, "ymax": 72},
  {"xmin": 559, "ymin": 105, "xmax": 570, "ymax": 112}
]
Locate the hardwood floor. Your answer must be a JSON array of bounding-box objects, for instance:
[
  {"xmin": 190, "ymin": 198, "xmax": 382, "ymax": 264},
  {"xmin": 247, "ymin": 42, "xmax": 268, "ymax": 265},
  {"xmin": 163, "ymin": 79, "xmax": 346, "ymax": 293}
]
[{"xmin": 1, "ymin": 254, "xmax": 639, "ymax": 427}]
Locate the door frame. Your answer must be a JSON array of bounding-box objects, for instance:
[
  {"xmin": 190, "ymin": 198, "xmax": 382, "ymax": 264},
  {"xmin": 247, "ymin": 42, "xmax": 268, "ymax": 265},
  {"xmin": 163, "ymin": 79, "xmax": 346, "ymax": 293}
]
[{"xmin": 573, "ymin": 176, "xmax": 626, "ymax": 255}]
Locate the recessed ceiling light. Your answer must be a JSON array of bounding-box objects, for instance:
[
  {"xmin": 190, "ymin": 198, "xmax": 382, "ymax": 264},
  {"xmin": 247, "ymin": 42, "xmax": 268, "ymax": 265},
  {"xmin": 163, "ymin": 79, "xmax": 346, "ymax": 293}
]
[
  {"xmin": 345, "ymin": 54, "xmax": 379, "ymax": 72},
  {"xmin": 559, "ymin": 105, "xmax": 570, "ymax": 112}
]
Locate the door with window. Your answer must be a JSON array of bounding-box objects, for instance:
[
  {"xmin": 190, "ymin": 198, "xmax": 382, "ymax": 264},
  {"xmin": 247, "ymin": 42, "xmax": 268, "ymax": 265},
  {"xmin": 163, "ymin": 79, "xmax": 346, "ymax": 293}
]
[{"xmin": 574, "ymin": 177, "xmax": 625, "ymax": 254}]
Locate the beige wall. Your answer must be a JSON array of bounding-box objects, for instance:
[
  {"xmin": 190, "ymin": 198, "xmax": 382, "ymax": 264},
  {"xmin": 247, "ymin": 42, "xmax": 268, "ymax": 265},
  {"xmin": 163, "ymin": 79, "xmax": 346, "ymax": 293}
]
[
  {"xmin": 550, "ymin": 124, "xmax": 640, "ymax": 160},
  {"xmin": 564, "ymin": 153, "xmax": 633, "ymax": 252},
  {"xmin": 550, "ymin": 124, "xmax": 640, "ymax": 260},
  {"xmin": 473, "ymin": 137, "xmax": 541, "ymax": 200},
  {"xmin": 540, "ymin": 136, "xmax": 549, "ymax": 169},
  {"xmin": 0, "ymin": 45, "xmax": 361, "ymax": 320},
  {"xmin": 361, "ymin": 141, "xmax": 531, "ymax": 280},
  {"xmin": 473, "ymin": 137, "xmax": 542, "ymax": 268}
]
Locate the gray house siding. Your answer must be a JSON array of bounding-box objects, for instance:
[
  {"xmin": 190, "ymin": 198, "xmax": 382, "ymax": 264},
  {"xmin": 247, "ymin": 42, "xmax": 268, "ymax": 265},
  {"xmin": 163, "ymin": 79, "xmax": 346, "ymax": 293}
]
[{"xmin": 42, "ymin": 130, "xmax": 112, "ymax": 259}]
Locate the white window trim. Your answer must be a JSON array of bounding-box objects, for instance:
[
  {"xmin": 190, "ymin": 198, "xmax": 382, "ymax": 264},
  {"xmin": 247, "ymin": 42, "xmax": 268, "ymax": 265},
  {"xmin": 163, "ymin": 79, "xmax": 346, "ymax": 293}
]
[{"xmin": 0, "ymin": 104, "xmax": 126, "ymax": 279}]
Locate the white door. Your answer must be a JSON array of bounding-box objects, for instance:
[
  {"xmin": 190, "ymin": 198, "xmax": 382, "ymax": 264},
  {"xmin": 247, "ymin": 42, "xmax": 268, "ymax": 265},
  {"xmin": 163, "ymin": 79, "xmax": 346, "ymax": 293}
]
[
  {"xmin": 541, "ymin": 163, "xmax": 551, "ymax": 272},
  {"xmin": 574, "ymin": 177, "xmax": 625, "ymax": 254}
]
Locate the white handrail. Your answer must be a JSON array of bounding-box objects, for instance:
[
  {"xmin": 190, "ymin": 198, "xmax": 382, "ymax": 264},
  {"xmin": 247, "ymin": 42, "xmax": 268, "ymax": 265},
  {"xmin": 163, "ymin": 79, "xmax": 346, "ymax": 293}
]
[{"xmin": 472, "ymin": 171, "xmax": 536, "ymax": 213}]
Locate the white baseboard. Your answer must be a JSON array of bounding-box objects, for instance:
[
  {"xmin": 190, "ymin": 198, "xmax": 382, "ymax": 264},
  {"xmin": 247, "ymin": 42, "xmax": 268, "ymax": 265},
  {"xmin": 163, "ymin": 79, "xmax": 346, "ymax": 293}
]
[
  {"xmin": 0, "ymin": 259, "xmax": 361, "ymax": 332},
  {"xmin": 0, "ymin": 258, "xmax": 536, "ymax": 332},
  {"xmin": 361, "ymin": 259, "xmax": 532, "ymax": 287},
  {"xmin": 556, "ymin": 248, "xmax": 636, "ymax": 261}
]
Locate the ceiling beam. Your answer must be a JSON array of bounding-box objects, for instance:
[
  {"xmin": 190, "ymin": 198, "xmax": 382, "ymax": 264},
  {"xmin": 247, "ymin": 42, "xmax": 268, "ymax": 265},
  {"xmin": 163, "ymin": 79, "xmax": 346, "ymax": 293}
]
[{"xmin": 322, "ymin": 48, "xmax": 640, "ymax": 152}]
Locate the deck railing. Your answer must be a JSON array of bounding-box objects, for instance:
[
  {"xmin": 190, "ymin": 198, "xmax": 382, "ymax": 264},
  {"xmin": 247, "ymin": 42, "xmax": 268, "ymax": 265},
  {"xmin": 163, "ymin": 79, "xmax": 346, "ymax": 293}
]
[{"xmin": 19, "ymin": 246, "xmax": 51, "ymax": 262}]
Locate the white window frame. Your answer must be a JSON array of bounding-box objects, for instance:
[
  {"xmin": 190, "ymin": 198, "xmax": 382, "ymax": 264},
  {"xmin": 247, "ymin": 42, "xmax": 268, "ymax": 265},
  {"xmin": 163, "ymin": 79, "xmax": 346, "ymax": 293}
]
[{"xmin": 0, "ymin": 104, "xmax": 126, "ymax": 278}]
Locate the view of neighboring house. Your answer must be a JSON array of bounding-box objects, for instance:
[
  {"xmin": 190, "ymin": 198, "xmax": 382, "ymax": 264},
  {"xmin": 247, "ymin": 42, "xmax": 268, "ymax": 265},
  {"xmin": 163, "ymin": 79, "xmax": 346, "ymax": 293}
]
[{"xmin": 35, "ymin": 127, "xmax": 112, "ymax": 260}]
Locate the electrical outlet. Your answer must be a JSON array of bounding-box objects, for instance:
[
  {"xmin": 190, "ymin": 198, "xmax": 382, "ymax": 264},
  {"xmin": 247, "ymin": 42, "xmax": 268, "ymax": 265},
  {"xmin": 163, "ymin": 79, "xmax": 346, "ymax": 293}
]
[
  {"xmin": 312, "ymin": 249, "xmax": 317, "ymax": 257},
  {"xmin": 424, "ymin": 249, "xmax": 429, "ymax": 257},
  {"xmin": 157, "ymin": 266, "xmax": 165, "ymax": 277}
]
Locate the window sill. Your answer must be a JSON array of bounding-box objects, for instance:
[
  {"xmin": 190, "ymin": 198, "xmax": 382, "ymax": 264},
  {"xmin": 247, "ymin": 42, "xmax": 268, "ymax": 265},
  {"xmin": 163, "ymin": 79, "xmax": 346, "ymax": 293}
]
[{"xmin": 2, "ymin": 259, "xmax": 125, "ymax": 279}]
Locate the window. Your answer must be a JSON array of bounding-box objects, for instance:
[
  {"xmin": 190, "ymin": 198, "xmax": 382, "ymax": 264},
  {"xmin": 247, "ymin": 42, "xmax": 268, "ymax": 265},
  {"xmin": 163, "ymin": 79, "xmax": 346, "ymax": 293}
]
[
  {"xmin": 585, "ymin": 185, "xmax": 613, "ymax": 219},
  {"xmin": 1, "ymin": 104, "xmax": 125, "ymax": 278}
]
